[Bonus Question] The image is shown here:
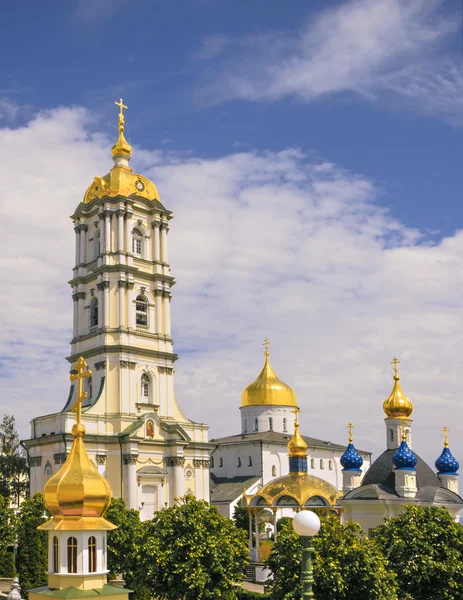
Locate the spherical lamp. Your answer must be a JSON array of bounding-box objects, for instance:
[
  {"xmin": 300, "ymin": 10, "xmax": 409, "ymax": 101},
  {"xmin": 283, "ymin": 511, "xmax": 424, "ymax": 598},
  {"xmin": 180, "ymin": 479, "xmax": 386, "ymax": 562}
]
[{"xmin": 293, "ymin": 510, "xmax": 321, "ymax": 537}]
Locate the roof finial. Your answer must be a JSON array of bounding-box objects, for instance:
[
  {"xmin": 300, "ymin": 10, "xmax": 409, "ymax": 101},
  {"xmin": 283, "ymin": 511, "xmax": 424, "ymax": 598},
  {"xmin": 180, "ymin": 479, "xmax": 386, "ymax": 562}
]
[
  {"xmin": 263, "ymin": 338, "xmax": 270, "ymax": 357},
  {"xmin": 70, "ymin": 356, "xmax": 92, "ymax": 437},
  {"xmin": 115, "ymin": 98, "xmax": 128, "ymax": 133},
  {"xmin": 112, "ymin": 97, "xmax": 132, "ymax": 162},
  {"xmin": 347, "ymin": 422, "xmax": 354, "ymax": 444},
  {"xmin": 391, "ymin": 356, "xmax": 400, "ymax": 380},
  {"xmin": 401, "ymin": 417, "xmax": 408, "ymax": 441},
  {"xmin": 442, "ymin": 425, "xmax": 449, "ymax": 448}
]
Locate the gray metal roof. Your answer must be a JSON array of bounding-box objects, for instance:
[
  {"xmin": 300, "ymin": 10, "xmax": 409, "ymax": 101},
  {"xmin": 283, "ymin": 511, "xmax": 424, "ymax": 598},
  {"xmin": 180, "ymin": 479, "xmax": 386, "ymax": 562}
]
[{"xmin": 210, "ymin": 475, "xmax": 260, "ymax": 503}]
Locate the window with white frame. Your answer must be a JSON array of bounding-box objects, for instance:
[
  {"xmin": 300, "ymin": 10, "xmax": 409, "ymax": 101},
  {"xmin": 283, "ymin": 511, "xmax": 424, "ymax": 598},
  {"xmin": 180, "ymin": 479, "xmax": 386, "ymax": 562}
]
[
  {"xmin": 132, "ymin": 228, "xmax": 143, "ymax": 257},
  {"xmin": 268, "ymin": 417, "xmax": 273, "ymax": 431},
  {"xmin": 254, "ymin": 418, "xmax": 258, "ymax": 432},
  {"xmin": 283, "ymin": 417, "xmax": 287, "ymax": 432},
  {"xmin": 95, "ymin": 228, "xmax": 101, "ymax": 258},
  {"xmin": 136, "ymin": 295, "xmax": 148, "ymax": 326},
  {"xmin": 90, "ymin": 298, "xmax": 98, "ymax": 328},
  {"xmin": 141, "ymin": 373, "xmax": 150, "ymax": 399},
  {"xmin": 320, "ymin": 459, "xmax": 324, "ymax": 469}
]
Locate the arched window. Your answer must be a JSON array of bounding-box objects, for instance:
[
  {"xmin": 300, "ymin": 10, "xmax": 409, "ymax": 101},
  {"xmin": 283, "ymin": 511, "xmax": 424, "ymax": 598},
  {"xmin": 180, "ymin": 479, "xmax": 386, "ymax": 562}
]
[
  {"xmin": 219, "ymin": 457, "xmax": 223, "ymax": 467},
  {"xmin": 390, "ymin": 429, "xmax": 394, "ymax": 442},
  {"xmin": 95, "ymin": 228, "xmax": 101, "ymax": 259},
  {"xmin": 90, "ymin": 298, "xmax": 98, "ymax": 328},
  {"xmin": 237, "ymin": 457, "xmax": 241, "ymax": 468},
  {"xmin": 268, "ymin": 417, "xmax": 273, "ymax": 431},
  {"xmin": 271, "ymin": 465, "xmax": 277, "ymax": 477},
  {"xmin": 88, "ymin": 536, "xmax": 97, "ymax": 573},
  {"xmin": 329, "ymin": 460, "xmax": 333, "ymax": 471},
  {"xmin": 254, "ymin": 418, "xmax": 258, "ymax": 432},
  {"xmin": 67, "ymin": 537, "xmax": 77, "ymax": 574},
  {"xmin": 320, "ymin": 459, "xmax": 324, "ymax": 470},
  {"xmin": 53, "ymin": 536, "xmax": 59, "ymax": 573},
  {"xmin": 141, "ymin": 373, "xmax": 150, "ymax": 399},
  {"xmin": 248, "ymin": 456, "xmax": 252, "ymax": 467},
  {"xmin": 311, "ymin": 458, "xmax": 315, "ymax": 469},
  {"xmin": 88, "ymin": 377, "xmax": 92, "ymax": 400},
  {"xmin": 283, "ymin": 418, "xmax": 287, "ymax": 432},
  {"xmin": 132, "ymin": 228, "xmax": 143, "ymax": 257},
  {"xmin": 136, "ymin": 295, "xmax": 148, "ymax": 326}
]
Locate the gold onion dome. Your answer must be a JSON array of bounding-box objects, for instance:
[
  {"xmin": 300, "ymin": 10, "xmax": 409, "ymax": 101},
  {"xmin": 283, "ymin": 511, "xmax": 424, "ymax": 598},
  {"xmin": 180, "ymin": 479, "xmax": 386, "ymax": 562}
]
[
  {"xmin": 40, "ymin": 358, "xmax": 115, "ymax": 531},
  {"xmin": 287, "ymin": 410, "xmax": 308, "ymax": 457},
  {"xmin": 241, "ymin": 340, "xmax": 297, "ymax": 408},
  {"xmin": 383, "ymin": 357, "xmax": 414, "ymax": 419},
  {"xmin": 83, "ymin": 98, "xmax": 160, "ymax": 204}
]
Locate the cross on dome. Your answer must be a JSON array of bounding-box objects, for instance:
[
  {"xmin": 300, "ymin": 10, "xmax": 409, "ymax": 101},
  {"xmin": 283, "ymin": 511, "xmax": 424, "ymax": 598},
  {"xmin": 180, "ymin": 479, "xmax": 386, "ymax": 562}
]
[
  {"xmin": 442, "ymin": 425, "xmax": 450, "ymax": 448},
  {"xmin": 70, "ymin": 356, "xmax": 92, "ymax": 436},
  {"xmin": 391, "ymin": 356, "xmax": 400, "ymax": 378},
  {"xmin": 347, "ymin": 422, "xmax": 354, "ymax": 443},
  {"xmin": 263, "ymin": 338, "xmax": 270, "ymax": 355}
]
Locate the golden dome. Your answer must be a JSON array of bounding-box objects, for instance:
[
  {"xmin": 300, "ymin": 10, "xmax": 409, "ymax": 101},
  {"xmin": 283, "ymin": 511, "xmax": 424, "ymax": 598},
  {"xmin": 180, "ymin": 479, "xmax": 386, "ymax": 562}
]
[
  {"xmin": 288, "ymin": 409, "xmax": 307, "ymax": 457},
  {"xmin": 383, "ymin": 357, "xmax": 414, "ymax": 419},
  {"xmin": 83, "ymin": 98, "xmax": 160, "ymax": 205},
  {"xmin": 39, "ymin": 358, "xmax": 115, "ymax": 532},
  {"xmin": 241, "ymin": 342, "xmax": 297, "ymax": 408},
  {"xmin": 248, "ymin": 472, "xmax": 341, "ymax": 507}
]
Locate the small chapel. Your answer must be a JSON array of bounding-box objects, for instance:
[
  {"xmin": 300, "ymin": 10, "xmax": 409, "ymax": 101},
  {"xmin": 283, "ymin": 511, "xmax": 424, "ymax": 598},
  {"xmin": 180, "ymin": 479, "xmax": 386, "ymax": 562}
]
[{"xmin": 23, "ymin": 100, "xmax": 211, "ymax": 517}]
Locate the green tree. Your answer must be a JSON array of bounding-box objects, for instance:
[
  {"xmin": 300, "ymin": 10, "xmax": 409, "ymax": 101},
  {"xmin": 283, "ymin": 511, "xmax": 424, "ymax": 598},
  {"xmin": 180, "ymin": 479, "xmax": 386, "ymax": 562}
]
[
  {"xmin": 233, "ymin": 499, "xmax": 250, "ymax": 532},
  {"xmin": 0, "ymin": 494, "xmax": 17, "ymax": 576},
  {"xmin": 266, "ymin": 514, "xmax": 397, "ymax": 600},
  {"xmin": 0, "ymin": 415, "xmax": 29, "ymax": 505},
  {"xmin": 374, "ymin": 505, "xmax": 463, "ymax": 600},
  {"xmin": 140, "ymin": 497, "xmax": 249, "ymax": 599},
  {"xmin": 16, "ymin": 493, "xmax": 49, "ymax": 592},
  {"xmin": 103, "ymin": 498, "xmax": 150, "ymax": 600}
]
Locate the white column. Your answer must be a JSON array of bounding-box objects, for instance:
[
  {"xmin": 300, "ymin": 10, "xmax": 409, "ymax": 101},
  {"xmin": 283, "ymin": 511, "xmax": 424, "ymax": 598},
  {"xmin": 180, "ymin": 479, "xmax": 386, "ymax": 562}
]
[
  {"xmin": 99, "ymin": 215, "xmax": 105, "ymax": 257},
  {"xmin": 118, "ymin": 280, "xmax": 125, "ymax": 327},
  {"xmin": 79, "ymin": 224, "xmax": 87, "ymax": 265},
  {"xmin": 125, "ymin": 213, "xmax": 132, "ymax": 254},
  {"xmin": 163, "ymin": 292, "xmax": 171, "ymax": 336},
  {"xmin": 103, "ymin": 281, "xmax": 110, "ymax": 328},
  {"xmin": 160, "ymin": 224, "xmax": 169, "ymax": 264},
  {"xmin": 173, "ymin": 458, "xmax": 185, "ymax": 499},
  {"xmin": 117, "ymin": 210, "xmax": 124, "ymax": 253},
  {"xmin": 124, "ymin": 455, "xmax": 138, "ymax": 510},
  {"xmin": 72, "ymin": 293, "xmax": 79, "ymax": 337},
  {"xmin": 152, "ymin": 222, "xmax": 160, "ymax": 262},
  {"xmin": 127, "ymin": 282, "xmax": 135, "ymax": 328},
  {"xmin": 78, "ymin": 291, "xmax": 86, "ymax": 334},
  {"xmin": 96, "ymin": 285, "xmax": 103, "ymax": 329},
  {"xmin": 155, "ymin": 290, "xmax": 163, "ymax": 333},
  {"xmin": 74, "ymin": 226, "xmax": 81, "ymax": 266},
  {"xmin": 203, "ymin": 459, "xmax": 210, "ymax": 501},
  {"xmin": 104, "ymin": 211, "xmax": 111, "ymax": 253}
]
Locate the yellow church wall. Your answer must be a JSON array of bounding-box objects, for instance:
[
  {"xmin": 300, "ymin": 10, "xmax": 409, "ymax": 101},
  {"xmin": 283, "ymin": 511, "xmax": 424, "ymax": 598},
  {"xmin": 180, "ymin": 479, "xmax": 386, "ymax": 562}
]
[
  {"xmin": 106, "ymin": 453, "xmax": 122, "ymax": 497},
  {"xmin": 47, "ymin": 573, "xmax": 107, "ymax": 590}
]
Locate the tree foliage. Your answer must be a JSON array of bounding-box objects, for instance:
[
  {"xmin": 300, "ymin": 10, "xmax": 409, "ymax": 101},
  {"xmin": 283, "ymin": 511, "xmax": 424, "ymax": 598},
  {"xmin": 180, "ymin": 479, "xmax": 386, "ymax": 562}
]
[
  {"xmin": 0, "ymin": 494, "xmax": 17, "ymax": 576},
  {"xmin": 16, "ymin": 493, "xmax": 49, "ymax": 592},
  {"xmin": 0, "ymin": 415, "xmax": 29, "ymax": 505},
  {"xmin": 139, "ymin": 497, "xmax": 249, "ymax": 599},
  {"xmin": 374, "ymin": 505, "xmax": 463, "ymax": 600},
  {"xmin": 266, "ymin": 514, "xmax": 397, "ymax": 600},
  {"xmin": 233, "ymin": 499, "xmax": 250, "ymax": 532}
]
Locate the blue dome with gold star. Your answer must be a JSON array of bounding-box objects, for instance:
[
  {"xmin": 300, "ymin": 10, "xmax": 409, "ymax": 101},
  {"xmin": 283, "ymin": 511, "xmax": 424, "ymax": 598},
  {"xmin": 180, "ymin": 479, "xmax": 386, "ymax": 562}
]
[
  {"xmin": 436, "ymin": 447, "xmax": 459, "ymax": 474},
  {"xmin": 341, "ymin": 443, "xmax": 363, "ymax": 471},
  {"xmin": 393, "ymin": 440, "xmax": 417, "ymax": 470}
]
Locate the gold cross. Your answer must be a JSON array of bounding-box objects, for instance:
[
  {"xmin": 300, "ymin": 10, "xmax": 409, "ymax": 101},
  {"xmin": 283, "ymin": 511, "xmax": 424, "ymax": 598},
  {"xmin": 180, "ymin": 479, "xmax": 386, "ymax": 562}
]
[
  {"xmin": 115, "ymin": 98, "xmax": 128, "ymax": 120},
  {"xmin": 263, "ymin": 338, "xmax": 270, "ymax": 354},
  {"xmin": 70, "ymin": 356, "xmax": 92, "ymax": 427},
  {"xmin": 291, "ymin": 407, "xmax": 300, "ymax": 426},
  {"xmin": 347, "ymin": 422, "xmax": 354, "ymax": 443},
  {"xmin": 391, "ymin": 356, "xmax": 400, "ymax": 377},
  {"xmin": 442, "ymin": 426, "xmax": 449, "ymax": 448}
]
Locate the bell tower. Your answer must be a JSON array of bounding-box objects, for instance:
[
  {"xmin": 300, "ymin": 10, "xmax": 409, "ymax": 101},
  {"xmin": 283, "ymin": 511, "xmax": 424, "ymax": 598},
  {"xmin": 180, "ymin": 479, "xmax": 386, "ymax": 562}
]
[{"xmin": 25, "ymin": 101, "xmax": 211, "ymax": 512}]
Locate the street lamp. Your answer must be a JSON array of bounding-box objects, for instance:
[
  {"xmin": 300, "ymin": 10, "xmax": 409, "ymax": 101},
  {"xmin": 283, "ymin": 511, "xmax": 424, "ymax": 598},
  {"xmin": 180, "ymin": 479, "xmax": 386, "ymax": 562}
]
[{"xmin": 292, "ymin": 510, "xmax": 321, "ymax": 599}]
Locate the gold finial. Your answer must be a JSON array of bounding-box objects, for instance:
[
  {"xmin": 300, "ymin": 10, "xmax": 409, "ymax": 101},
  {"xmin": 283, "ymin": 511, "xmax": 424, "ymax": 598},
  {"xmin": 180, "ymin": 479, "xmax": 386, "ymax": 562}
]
[
  {"xmin": 401, "ymin": 418, "xmax": 408, "ymax": 441},
  {"xmin": 442, "ymin": 426, "xmax": 449, "ymax": 448},
  {"xmin": 347, "ymin": 422, "xmax": 354, "ymax": 444},
  {"xmin": 115, "ymin": 97, "xmax": 128, "ymax": 130},
  {"xmin": 263, "ymin": 338, "xmax": 270, "ymax": 357},
  {"xmin": 391, "ymin": 356, "xmax": 400, "ymax": 379},
  {"xmin": 112, "ymin": 97, "xmax": 132, "ymax": 160},
  {"xmin": 288, "ymin": 406, "xmax": 307, "ymax": 458},
  {"xmin": 291, "ymin": 406, "xmax": 300, "ymax": 426},
  {"xmin": 70, "ymin": 356, "xmax": 92, "ymax": 437}
]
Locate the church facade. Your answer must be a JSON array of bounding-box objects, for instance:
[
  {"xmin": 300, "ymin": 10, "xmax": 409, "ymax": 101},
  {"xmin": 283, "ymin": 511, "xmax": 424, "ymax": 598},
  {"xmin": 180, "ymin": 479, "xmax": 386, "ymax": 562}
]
[
  {"xmin": 210, "ymin": 343, "xmax": 371, "ymax": 518},
  {"xmin": 23, "ymin": 101, "xmax": 211, "ymax": 518}
]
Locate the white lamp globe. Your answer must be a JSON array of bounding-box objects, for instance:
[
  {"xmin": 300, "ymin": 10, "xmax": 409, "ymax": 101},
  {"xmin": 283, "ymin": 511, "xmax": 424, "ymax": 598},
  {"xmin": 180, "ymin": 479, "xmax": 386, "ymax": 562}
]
[{"xmin": 292, "ymin": 510, "xmax": 321, "ymax": 537}]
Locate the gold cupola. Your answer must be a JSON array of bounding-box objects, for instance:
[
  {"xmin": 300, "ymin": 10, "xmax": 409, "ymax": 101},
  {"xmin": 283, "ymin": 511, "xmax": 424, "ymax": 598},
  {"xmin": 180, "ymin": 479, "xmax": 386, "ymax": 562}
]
[
  {"xmin": 83, "ymin": 98, "xmax": 160, "ymax": 205},
  {"xmin": 288, "ymin": 409, "xmax": 308, "ymax": 458},
  {"xmin": 241, "ymin": 340, "xmax": 297, "ymax": 408},
  {"xmin": 39, "ymin": 357, "xmax": 115, "ymax": 532},
  {"xmin": 383, "ymin": 357, "xmax": 414, "ymax": 419}
]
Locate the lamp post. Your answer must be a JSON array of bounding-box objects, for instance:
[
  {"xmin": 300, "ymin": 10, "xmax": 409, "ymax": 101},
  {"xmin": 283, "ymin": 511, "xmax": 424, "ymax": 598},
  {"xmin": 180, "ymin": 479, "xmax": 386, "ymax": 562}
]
[{"xmin": 292, "ymin": 510, "xmax": 321, "ymax": 599}]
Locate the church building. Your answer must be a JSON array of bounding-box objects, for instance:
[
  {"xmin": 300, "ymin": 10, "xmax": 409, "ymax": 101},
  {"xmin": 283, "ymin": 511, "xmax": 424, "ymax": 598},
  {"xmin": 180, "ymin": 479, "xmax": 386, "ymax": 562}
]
[
  {"xmin": 210, "ymin": 342, "xmax": 371, "ymax": 518},
  {"xmin": 23, "ymin": 100, "xmax": 211, "ymax": 518}
]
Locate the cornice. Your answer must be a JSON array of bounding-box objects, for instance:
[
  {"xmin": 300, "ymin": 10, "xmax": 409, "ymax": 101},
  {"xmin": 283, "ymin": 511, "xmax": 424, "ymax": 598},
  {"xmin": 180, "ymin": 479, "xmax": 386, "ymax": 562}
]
[
  {"xmin": 68, "ymin": 265, "xmax": 175, "ymax": 287},
  {"xmin": 66, "ymin": 344, "xmax": 178, "ymax": 363},
  {"xmin": 71, "ymin": 327, "xmax": 173, "ymax": 344},
  {"xmin": 71, "ymin": 195, "xmax": 173, "ymax": 220}
]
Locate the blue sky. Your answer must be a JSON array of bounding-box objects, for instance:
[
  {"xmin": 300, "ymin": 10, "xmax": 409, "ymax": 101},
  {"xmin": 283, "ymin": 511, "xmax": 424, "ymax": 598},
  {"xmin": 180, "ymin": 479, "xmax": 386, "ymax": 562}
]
[{"xmin": 1, "ymin": 0, "xmax": 463, "ymax": 465}]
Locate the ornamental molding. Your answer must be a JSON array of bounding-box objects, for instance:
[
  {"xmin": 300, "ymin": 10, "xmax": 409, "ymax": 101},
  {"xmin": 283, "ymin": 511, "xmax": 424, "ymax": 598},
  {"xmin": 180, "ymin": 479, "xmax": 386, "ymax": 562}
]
[
  {"xmin": 154, "ymin": 289, "xmax": 164, "ymax": 297},
  {"xmin": 96, "ymin": 454, "xmax": 107, "ymax": 465},
  {"xmin": 158, "ymin": 367, "xmax": 174, "ymax": 375},
  {"xmin": 53, "ymin": 453, "xmax": 67, "ymax": 465},
  {"xmin": 96, "ymin": 280, "xmax": 110, "ymax": 290},
  {"xmin": 76, "ymin": 291, "xmax": 86, "ymax": 300},
  {"xmin": 123, "ymin": 454, "xmax": 138, "ymax": 465},
  {"xmin": 78, "ymin": 224, "xmax": 89, "ymax": 232},
  {"xmin": 116, "ymin": 209, "xmax": 125, "ymax": 217},
  {"xmin": 152, "ymin": 220, "xmax": 161, "ymax": 229},
  {"xmin": 72, "ymin": 293, "xmax": 79, "ymax": 302},
  {"xmin": 120, "ymin": 360, "xmax": 137, "ymax": 369},
  {"xmin": 95, "ymin": 361, "xmax": 106, "ymax": 371},
  {"xmin": 162, "ymin": 291, "xmax": 172, "ymax": 299},
  {"xmin": 127, "ymin": 282, "xmax": 135, "ymax": 290},
  {"xmin": 164, "ymin": 456, "xmax": 185, "ymax": 467},
  {"xmin": 118, "ymin": 280, "xmax": 127, "ymax": 288},
  {"xmin": 30, "ymin": 456, "xmax": 43, "ymax": 467},
  {"xmin": 194, "ymin": 459, "xmax": 211, "ymax": 469}
]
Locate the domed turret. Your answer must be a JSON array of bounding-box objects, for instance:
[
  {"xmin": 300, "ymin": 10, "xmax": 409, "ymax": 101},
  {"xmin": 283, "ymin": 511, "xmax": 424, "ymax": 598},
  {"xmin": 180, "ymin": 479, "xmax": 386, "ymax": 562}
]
[
  {"xmin": 340, "ymin": 423, "xmax": 363, "ymax": 471},
  {"xmin": 83, "ymin": 98, "xmax": 160, "ymax": 205},
  {"xmin": 383, "ymin": 357, "xmax": 414, "ymax": 419},
  {"xmin": 436, "ymin": 426, "xmax": 459, "ymax": 475},
  {"xmin": 241, "ymin": 341, "xmax": 297, "ymax": 408},
  {"xmin": 393, "ymin": 435, "xmax": 417, "ymax": 470},
  {"xmin": 287, "ymin": 408, "xmax": 308, "ymax": 465}
]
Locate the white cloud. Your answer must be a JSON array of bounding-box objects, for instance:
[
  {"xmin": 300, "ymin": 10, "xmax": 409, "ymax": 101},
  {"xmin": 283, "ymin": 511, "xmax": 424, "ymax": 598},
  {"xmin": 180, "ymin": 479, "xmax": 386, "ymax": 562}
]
[
  {"xmin": 196, "ymin": 0, "xmax": 462, "ymax": 124},
  {"xmin": 1, "ymin": 106, "xmax": 462, "ymax": 469},
  {"xmin": 0, "ymin": 97, "xmax": 20, "ymax": 121},
  {"xmin": 194, "ymin": 34, "xmax": 229, "ymax": 61}
]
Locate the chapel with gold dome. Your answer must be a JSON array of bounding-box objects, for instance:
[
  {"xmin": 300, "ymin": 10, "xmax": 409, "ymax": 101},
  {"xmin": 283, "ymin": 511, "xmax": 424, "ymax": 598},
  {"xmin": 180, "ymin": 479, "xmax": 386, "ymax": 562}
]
[
  {"xmin": 24, "ymin": 100, "xmax": 212, "ymax": 519},
  {"xmin": 209, "ymin": 340, "xmax": 371, "ymax": 520}
]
